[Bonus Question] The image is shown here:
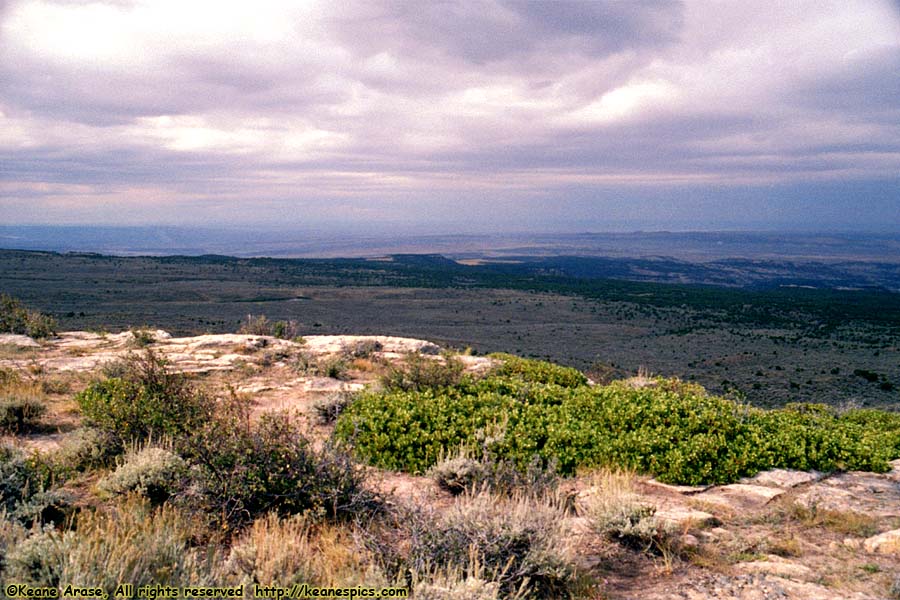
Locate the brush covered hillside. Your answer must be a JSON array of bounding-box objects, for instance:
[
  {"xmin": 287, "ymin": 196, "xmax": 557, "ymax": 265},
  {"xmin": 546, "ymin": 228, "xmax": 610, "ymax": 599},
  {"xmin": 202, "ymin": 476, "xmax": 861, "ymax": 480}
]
[{"xmin": 1, "ymin": 314, "xmax": 899, "ymax": 598}]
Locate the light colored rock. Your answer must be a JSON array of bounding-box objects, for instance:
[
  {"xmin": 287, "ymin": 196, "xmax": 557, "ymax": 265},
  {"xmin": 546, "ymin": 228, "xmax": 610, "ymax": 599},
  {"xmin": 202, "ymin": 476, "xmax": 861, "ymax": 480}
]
[
  {"xmin": 733, "ymin": 555, "xmax": 813, "ymax": 579},
  {"xmin": 863, "ymin": 529, "xmax": 900, "ymax": 555},
  {"xmin": 697, "ymin": 484, "xmax": 785, "ymax": 510},
  {"xmin": 654, "ymin": 506, "xmax": 718, "ymax": 529},
  {"xmin": 888, "ymin": 459, "xmax": 900, "ymax": 482},
  {"xmin": 843, "ymin": 537, "xmax": 861, "ymax": 549},
  {"xmin": 679, "ymin": 533, "xmax": 700, "ymax": 550},
  {"xmin": 794, "ymin": 472, "xmax": 900, "ymax": 518},
  {"xmin": 304, "ymin": 378, "xmax": 365, "ymax": 393},
  {"xmin": 644, "ymin": 478, "xmax": 710, "ymax": 494},
  {"xmin": 742, "ymin": 469, "xmax": 822, "ymax": 489},
  {"xmin": 302, "ymin": 335, "xmax": 440, "ymax": 355},
  {"xmin": 0, "ymin": 333, "xmax": 40, "ymax": 347},
  {"xmin": 236, "ymin": 383, "xmax": 272, "ymax": 394}
]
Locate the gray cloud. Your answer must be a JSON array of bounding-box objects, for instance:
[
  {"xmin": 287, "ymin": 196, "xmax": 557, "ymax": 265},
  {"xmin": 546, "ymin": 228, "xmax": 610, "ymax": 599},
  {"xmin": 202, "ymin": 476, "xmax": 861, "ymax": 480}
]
[{"xmin": 0, "ymin": 0, "xmax": 898, "ymax": 233}]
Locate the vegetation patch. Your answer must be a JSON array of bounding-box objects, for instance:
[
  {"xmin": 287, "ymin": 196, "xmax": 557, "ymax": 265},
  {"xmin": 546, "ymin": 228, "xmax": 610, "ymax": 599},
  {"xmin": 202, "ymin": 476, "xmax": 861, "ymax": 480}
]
[
  {"xmin": 98, "ymin": 446, "xmax": 188, "ymax": 503},
  {"xmin": 238, "ymin": 314, "xmax": 301, "ymax": 340},
  {"xmin": 0, "ymin": 294, "xmax": 57, "ymax": 339},
  {"xmin": 337, "ymin": 357, "xmax": 900, "ymax": 485},
  {"xmin": 0, "ymin": 386, "xmax": 47, "ymax": 433},
  {"xmin": 405, "ymin": 492, "xmax": 577, "ymax": 599},
  {"xmin": 180, "ymin": 394, "xmax": 375, "ymax": 530},
  {"xmin": 76, "ymin": 351, "xmax": 214, "ymax": 443}
]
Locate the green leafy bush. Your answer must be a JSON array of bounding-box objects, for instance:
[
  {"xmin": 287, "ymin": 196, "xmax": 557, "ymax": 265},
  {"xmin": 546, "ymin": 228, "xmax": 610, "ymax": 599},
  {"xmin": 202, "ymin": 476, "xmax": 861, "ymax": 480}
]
[
  {"xmin": 489, "ymin": 354, "xmax": 587, "ymax": 388},
  {"xmin": 337, "ymin": 356, "xmax": 900, "ymax": 485},
  {"xmin": 0, "ymin": 294, "xmax": 57, "ymax": 339},
  {"xmin": 76, "ymin": 351, "xmax": 213, "ymax": 443}
]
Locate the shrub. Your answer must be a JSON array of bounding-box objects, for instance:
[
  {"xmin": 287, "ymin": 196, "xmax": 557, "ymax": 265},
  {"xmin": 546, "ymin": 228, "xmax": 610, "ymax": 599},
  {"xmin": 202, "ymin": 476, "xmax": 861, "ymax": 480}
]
[
  {"xmin": 76, "ymin": 350, "xmax": 213, "ymax": 443},
  {"xmin": 98, "ymin": 446, "xmax": 188, "ymax": 503},
  {"xmin": 380, "ymin": 352, "xmax": 465, "ymax": 392},
  {"xmin": 412, "ymin": 562, "xmax": 502, "ymax": 600},
  {"xmin": 11, "ymin": 488, "xmax": 74, "ymax": 528},
  {"xmin": 406, "ymin": 492, "xmax": 576, "ymax": 599},
  {"xmin": 4, "ymin": 497, "xmax": 217, "ymax": 589},
  {"xmin": 342, "ymin": 339, "xmax": 383, "ymax": 359},
  {"xmin": 127, "ymin": 328, "xmax": 156, "ymax": 348},
  {"xmin": 0, "ymin": 513, "xmax": 28, "ymax": 575},
  {"xmin": 0, "ymin": 294, "xmax": 57, "ymax": 339},
  {"xmin": 429, "ymin": 450, "xmax": 558, "ymax": 498},
  {"xmin": 489, "ymin": 354, "xmax": 587, "ymax": 388},
  {"xmin": 0, "ymin": 444, "xmax": 69, "ymax": 526},
  {"xmin": 313, "ymin": 393, "xmax": 356, "ymax": 425},
  {"xmin": 224, "ymin": 514, "xmax": 315, "ymax": 586},
  {"xmin": 0, "ymin": 445, "xmax": 46, "ymax": 515},
  {"xmin": 428, "ymin": 454, "xmax": 487, "ymax": 495},
  {"xmin": 50, "ymin": 428, "xmax": 123, "ymax": 474},
  {"xmin": 338, "ymin": 365, "xmax": 900, "ymax": 485},
  {"xmin": 317, "ymin": 355, "xmax": 349, "ymax": 380},
  {"xmin": 238, "ymin": 314, "xmax": 300, "ymax": 340},
  {"xmin": 4, "ymin": 526, "xmax": 65, "ymax": 586},
  {"xmin": 0, "ymin": 390, "xmax": 47, "ymax": 433},
  {"xmin": 579, "ymin": 470, "xmax": 672, "ymax": 554},
  {"xmin": 181, "ymin": 396, "xmax": 375, "ymax": 530}
]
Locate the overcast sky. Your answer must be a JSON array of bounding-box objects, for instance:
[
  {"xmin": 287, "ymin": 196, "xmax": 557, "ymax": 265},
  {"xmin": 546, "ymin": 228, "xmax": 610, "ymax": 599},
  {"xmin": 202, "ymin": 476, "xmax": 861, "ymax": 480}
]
[{"xmin": 1, "ymin": 0, "xmax": 899, "ymax": 234}]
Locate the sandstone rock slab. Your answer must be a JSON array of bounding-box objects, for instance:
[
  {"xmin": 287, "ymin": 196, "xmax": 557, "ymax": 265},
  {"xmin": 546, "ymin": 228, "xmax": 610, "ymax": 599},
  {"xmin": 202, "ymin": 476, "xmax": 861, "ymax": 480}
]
[
  {"xmin": 0, "ymin": 334, "xmax": 40, "ymax": 347},
  {"xmin": 741, "ymin": 469, "xmax": 822, "ymax": 489},
  {"xmin": 733, "ymin": 555, "xmax": 813, "ymax": 579},
  {"xmin": 863, "ymin": 528, "xmax": 900, "ymax": 555},
  {"xmin": 697, "ymin": 484, "xmax": 785, "ymax": 510}
]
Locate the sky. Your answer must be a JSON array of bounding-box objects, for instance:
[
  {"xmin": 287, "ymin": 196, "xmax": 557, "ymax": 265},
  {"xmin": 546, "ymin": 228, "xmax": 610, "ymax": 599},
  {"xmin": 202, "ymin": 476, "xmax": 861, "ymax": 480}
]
[{"xmin": 1, "ymin": 0, "xmax": 899, "ymax": 235}]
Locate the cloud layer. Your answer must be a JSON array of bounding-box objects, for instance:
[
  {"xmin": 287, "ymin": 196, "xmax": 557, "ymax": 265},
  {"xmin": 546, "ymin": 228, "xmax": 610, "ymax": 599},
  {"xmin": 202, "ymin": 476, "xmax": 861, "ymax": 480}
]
[{"xmin": 1, "ymin": 0, "xmax": 899, "ymax": 232}]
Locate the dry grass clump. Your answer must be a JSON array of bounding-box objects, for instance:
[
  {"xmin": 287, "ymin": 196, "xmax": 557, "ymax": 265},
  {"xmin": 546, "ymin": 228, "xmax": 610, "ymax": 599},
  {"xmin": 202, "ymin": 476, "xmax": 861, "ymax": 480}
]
[
  {"xmin": 224, "ymin": 514, "xmax": 384, "ymax": 588},
  {"xmin": 579, "ymin": 469, "xmax": 677, "ymax": 556},
  {"xmin": 50, "ymin": 427, "xmax": 123, "ymax": 475},
  {"xmin": 406, "ymin": 491, "xmax": 578, "ymax": 599},
  {"xmin": 0, "ymin": 388, "xmax": 47, "ymax": 433},
  {"xmin": 313, "ymin": 392, "xmax": 356, "ymax": 425},
  {"xmin": 4, "ymin": 497, "xmax": 217, "ymax": 588},
  {"xmin": 412, "ymin": 554, "xmax": 512, "ymax": 600},
  {"xmin": 791, "ymin": 504, "xmax": 880, "ymax": 537},
  {"xmin": 428, "ymin": 449, "xmax": 560, "ymax": 498},
  {"xmin": 0, "ymin": 371, "xmax": 48, "ymax": 433}
]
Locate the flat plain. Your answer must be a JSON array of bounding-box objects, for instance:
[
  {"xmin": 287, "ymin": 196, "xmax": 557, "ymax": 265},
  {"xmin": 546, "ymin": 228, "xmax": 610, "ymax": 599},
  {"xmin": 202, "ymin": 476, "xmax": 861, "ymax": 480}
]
[{"xmin": 1, "ymin": 248, "xmax": 898, "ymax": 409}]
